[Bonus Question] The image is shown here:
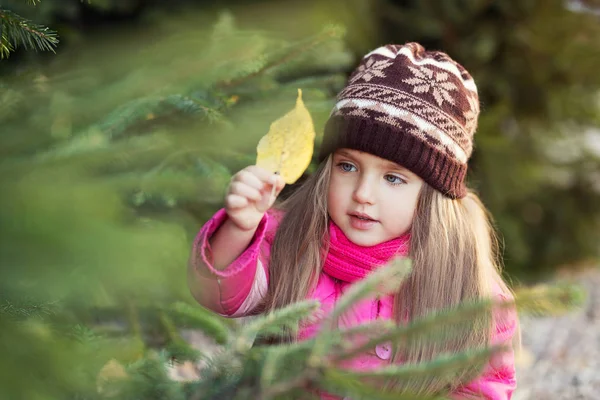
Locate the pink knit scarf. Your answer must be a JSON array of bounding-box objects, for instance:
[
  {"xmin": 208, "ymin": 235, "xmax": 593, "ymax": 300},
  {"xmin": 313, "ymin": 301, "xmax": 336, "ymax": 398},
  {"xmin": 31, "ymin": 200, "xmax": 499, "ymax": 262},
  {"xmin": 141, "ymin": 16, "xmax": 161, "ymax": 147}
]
[{"xmin": 322, "ymin": 220, "xmax": 410, "ymax": 283}]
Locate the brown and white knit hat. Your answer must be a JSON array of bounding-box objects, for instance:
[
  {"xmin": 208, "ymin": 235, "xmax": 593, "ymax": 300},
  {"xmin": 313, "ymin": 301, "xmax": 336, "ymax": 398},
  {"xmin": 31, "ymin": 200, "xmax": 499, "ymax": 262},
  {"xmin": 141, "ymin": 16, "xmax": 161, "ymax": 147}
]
[{"xmin": 319, "ymin": 42, "xmax": 480, "ymax": 199}]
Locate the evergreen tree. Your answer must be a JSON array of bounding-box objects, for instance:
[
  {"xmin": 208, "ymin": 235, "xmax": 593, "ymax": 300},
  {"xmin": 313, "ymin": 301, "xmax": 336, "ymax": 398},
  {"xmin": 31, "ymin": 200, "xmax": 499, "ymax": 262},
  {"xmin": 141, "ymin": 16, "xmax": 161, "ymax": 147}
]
[
  {"xmin": 0, "ymin": 5, "xmax": 590, "ymax": 400},
  {"xmin": 0, "ymin": 0, "xmax": 58, "ymax": 58}
]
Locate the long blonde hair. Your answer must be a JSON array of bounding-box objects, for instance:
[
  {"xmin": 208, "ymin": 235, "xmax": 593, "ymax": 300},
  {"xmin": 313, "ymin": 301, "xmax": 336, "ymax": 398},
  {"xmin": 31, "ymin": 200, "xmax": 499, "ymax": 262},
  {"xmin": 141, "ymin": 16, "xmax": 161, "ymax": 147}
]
[
  {"xmin": 390, "ymin": 183, "xmax": 516, "ymax": 394},
  {"xmin": 260, "ymin": 156, "xmax": 332, "ymax": 314},
  {"xmin": 261, "ymin": 155, "xmax": 517, "ymax": 395}
]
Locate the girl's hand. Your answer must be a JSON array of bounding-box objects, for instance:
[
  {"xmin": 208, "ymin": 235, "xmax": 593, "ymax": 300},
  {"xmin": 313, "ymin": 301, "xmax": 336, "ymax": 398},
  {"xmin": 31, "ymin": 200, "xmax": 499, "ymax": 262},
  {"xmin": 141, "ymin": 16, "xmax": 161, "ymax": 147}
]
[{"xmin": 224, "ymin": 166, "xmax": 285, "ymax": 231}]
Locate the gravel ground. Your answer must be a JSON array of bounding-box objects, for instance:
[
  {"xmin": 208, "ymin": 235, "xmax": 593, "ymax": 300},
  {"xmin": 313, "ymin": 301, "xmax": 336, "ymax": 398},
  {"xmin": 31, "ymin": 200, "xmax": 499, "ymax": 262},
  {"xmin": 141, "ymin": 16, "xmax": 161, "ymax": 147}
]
[{"xmin": 513, "ymin": 267, "xmax": 600, "ymax": 400}]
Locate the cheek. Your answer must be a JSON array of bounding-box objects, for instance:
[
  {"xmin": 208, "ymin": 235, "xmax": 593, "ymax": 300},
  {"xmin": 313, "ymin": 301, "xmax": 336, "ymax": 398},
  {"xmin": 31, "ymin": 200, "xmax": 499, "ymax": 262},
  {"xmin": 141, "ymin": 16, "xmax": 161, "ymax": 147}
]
[
  {"xmin": 327, "ymin": 175, "xmax": 355, "ymax": 217},
  {"xmin": 383, "ymin": 189, "xmax": 419, "ymax": 228},
  {"xmin": 389, "ymin": 206, "xmax": 414, "ymax": 225},
  {"xmin": 405, "ymin": 192, "xmax": 421, "ymax": 225},
  {"xmin": 327, "ymin": 181, "xmax": 344, "ymax": 211},
  {"xmin": 403, "ymin": 194, "xmax": 419, "ymax": 218}
]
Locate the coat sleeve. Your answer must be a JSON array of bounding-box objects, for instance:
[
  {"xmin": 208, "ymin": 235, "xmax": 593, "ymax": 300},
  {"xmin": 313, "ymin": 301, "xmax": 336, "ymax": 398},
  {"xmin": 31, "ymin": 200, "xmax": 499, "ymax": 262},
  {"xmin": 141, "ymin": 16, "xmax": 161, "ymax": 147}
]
[
  {"xmin": 187, "ymin": 208, "xmax": 277, "ymax": 317},
  {"xmin": 449, "ymin": 291, "xmax": 519, "ymax": 400}
]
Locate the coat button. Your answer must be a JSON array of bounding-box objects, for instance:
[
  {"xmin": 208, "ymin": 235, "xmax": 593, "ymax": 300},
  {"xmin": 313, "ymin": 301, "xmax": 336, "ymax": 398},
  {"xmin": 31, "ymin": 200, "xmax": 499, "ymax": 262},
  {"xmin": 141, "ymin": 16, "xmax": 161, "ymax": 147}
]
[{"xmin": 375, "ymin": 342, "xmax": 392, "ymax": 360}]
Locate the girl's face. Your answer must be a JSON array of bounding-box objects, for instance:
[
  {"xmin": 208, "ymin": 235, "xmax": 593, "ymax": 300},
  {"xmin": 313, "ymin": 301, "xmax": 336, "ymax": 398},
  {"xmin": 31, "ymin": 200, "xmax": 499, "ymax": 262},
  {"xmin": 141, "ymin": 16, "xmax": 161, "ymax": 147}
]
[{"xmin": 327, "ymin": 148, "xmax": 424, "ymax": 247}]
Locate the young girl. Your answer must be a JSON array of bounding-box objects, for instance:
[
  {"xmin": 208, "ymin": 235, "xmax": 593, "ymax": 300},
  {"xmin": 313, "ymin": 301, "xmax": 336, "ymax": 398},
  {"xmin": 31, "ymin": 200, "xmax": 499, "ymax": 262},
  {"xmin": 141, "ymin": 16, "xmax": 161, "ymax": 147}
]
[{"xmin": 188, "ymin": 42, "xmax": 519, "ymax": 399}]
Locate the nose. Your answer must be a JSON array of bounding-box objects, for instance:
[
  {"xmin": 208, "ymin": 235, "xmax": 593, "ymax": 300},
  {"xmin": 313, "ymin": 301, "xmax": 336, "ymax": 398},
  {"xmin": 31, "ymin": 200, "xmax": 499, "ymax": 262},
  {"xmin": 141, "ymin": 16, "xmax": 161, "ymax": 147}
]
[{"xmin": 352, "ymin": 175, "xmax": 375, "ymax": 205}]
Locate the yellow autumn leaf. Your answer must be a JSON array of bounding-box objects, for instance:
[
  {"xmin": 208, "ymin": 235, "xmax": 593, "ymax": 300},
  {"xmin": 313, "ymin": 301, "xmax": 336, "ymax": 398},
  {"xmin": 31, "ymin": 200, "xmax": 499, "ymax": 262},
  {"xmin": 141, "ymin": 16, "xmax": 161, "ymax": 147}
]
[{"xmin": 256, "ymin": 88, "xmax": 315, "ymax": 184}]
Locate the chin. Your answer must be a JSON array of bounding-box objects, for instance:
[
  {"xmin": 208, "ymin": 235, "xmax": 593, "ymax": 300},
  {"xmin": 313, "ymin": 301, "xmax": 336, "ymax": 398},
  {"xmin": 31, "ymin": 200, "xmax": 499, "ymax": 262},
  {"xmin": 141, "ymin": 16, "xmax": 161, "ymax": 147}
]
[{"xmin": 344, "ymin": 230, "xmax": 382, "ymax": 247}]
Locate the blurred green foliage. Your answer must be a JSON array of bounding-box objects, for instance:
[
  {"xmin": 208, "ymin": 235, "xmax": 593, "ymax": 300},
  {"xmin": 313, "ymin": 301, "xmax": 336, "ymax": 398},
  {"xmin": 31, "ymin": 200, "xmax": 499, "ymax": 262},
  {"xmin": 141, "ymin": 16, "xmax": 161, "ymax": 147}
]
[
  {"xmin": 0, "ymin": 0, "xmax": 599, "ymax": 398},
  {"xmin": 0, "ymin": 6, "xmax": 353, "ymax": 398},
  {"xmin": 3, "ymin": 0, "xmax": 598, "ymax": 280}
]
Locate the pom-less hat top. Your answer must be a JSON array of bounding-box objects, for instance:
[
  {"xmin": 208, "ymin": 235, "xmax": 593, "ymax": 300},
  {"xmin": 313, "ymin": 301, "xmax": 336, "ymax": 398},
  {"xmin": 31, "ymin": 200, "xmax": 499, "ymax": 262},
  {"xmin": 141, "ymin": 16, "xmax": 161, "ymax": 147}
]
[{"xmin": 319, "ymin": 43, "xmax": 480, "ymax": 199}]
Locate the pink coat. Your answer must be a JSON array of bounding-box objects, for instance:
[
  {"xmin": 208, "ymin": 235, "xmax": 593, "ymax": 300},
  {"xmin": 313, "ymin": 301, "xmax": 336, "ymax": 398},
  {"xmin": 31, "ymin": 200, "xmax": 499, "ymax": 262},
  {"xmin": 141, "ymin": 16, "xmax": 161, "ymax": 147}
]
[{"xmin": 188, "ymin": 209, "xmax": 518, "ymax": 399}]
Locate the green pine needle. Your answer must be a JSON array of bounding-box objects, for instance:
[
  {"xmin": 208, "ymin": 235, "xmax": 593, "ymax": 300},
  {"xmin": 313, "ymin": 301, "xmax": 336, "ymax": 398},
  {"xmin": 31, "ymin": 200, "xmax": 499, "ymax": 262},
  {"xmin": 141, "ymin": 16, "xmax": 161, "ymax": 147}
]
[
  {"xmin": 165, "ymin": 339, "xmax": 201, "ymax": 362},
  {"xmin": 0, "ymin": 9, "xmax": 59, "ymax": 59},
  {"xmin": 342, "ymin": 344, "xmax": 504, "ymax": 382},
  {"xmin": 237, "ymin": 300, "xmax": 320, "ymax": 352},
  {"xmin": 0, "ymin": 297, "xmax": 59, "ymax": 320},
  {"xmin": 335, "ymin": 298, "xmax": 497, "ymax": 362},
  {"xmin": 320, "ymin": 369, "xmax": 446, "ymax": 400},
  {"xmin": 170, "ymin": 302, "xmax": 230, "ymax": 345},
  {"xmin": 328, "ymin": 258, "xmax": 412, "ymax": 323},
  {"xmin": 310, "ymin": 258, "xmax": 412, "ymax": 361},
  {"xmin": 514, "ymin": 282, "xmax": 586, "ymax": 316}
]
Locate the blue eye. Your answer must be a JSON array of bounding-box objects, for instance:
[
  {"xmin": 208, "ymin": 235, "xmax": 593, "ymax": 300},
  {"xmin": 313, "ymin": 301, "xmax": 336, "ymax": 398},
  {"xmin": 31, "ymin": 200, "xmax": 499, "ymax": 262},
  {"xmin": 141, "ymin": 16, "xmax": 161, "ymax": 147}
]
[
  {"xmin": 337, "ymin": 162, "xmax": 356, "ymax": 172},
  {"xmin": 385, "ymin": 175, "xmax": 406, "ymax": 185}
]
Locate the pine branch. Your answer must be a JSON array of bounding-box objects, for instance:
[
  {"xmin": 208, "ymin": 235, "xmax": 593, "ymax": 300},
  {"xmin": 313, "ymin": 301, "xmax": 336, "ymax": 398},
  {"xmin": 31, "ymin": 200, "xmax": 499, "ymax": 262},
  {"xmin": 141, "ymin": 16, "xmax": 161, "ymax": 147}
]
[
  {"xmin": 333, "ymin": 284, "xmax": 570, "ymax": 365},
  {"xmin": 340, "ymin": 344, "xmax": 505, "ymax": 383},
  {"xmin": 329, "ymin": 258, "xmax": 412, "ymax": 322},
  {"xmin": 0, "ymin": 9, "xmax": 58, "ymax": 59},
  {"xmin": 118, "ymin": 352, "xmax": 186, "ymax": 400},
  {"xmin": 216, "ymin": 24, "xmax": 345, "ymax": 89},
  {"xmin": 333, "ymin": 298, "xmax": 500, "ymax": 362},
  {"xmin": 33, "ymin": 94, "xmax": 223, "ymax": 163},
  {"xmin": 94, "ymin": 95, "xmax": 222, "ymax": 140},
  {"xmin": 309, "ymin": 258, "xmax": 412, "ymax": 363},
  {"xmin": 0, "ymin": 297, "xmax": 59, "ymax": 320},
  {"xmin": 256, "ymin": 340, "xmax": 331, "ymax": 399},
  {"xmin": 258, "ymin": 343, "xmax": 502, "ymax": 400},
  {"xmin": 339, "ymin": 320, "xmax": 396, "ymax": 338},
  {"xmin": 259, "ymin": 345, "xmax": 301, "ymax": 393},
  {"xmin": 319, "ymin": 369, "xmax": 446, "ymax": 400},
  {"xmin": 514, "ymin": 282, "xmax": 586, "ymax": 316},
  {"xmin": 165, "ymin": 339, "xmax": 201, "ymax": 362},
  {"xmin": 170, "ymin": 302, "xmax": 230, "ymax": 345},
  {"xmin": 236, "ymin": 300, "xmax": 320, "ymax": 352},
  {"xmin": 159, "ymin": 310, "xmax": 200, "ymax": 361},
  {"xmin": 259, "ymin": 370, "xmax": 316, "ymax": 400}
]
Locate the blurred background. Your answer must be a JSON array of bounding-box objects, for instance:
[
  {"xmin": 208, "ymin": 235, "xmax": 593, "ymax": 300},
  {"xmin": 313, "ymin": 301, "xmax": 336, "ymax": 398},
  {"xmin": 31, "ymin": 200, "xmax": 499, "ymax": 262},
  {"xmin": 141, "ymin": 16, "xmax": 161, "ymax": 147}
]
[{"xmin": 1, "ymin": 0, "xmax": 599, "ymax": 399}]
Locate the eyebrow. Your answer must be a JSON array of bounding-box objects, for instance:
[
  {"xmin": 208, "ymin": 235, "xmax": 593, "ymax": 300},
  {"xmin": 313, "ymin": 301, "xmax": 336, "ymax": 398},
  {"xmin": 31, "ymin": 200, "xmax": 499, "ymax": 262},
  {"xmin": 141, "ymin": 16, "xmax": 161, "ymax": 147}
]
[
  {"xmin": 335, "ymin": 150, "xmax": 413, "ymax": 175},
  {"xmin": 382, "ymin": 160, "xmax": 410, "ymax": 173},
  {"xmin": 336, "ymin": 149, "xmax": 358, "ymax": 159}
]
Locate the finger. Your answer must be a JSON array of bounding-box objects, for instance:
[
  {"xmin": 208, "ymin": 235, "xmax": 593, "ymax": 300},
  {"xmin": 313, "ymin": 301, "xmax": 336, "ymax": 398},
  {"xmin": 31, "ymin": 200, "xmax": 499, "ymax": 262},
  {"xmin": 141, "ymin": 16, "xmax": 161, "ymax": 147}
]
[
  {"xmin": 255, "ymin": 190, "xmax": 272, "ymax": 213},
  {"xmin": 246, "ymin": 165, "xmax": 278, "ymax": 183},
  {"xmin": 225, "ymin": 194, "xmax": 248, "ymax": 209},
  {"xmin": 256, "ymin": 182, "xmax": 283, "ymax": 213},
  {"xmin": 272, "ymin": 174, "xmax": 286, "ymax": 192},
  {"xmin": 234, "ymin": 170, "xmax": 265, "ymax": 191},
  {"xmin": 266, "ymin": 174, "xmax": 286, "ymax": 197},
  {"xmin": 229, "ymin": 182, "xmax": 262, "ymax": 201}
]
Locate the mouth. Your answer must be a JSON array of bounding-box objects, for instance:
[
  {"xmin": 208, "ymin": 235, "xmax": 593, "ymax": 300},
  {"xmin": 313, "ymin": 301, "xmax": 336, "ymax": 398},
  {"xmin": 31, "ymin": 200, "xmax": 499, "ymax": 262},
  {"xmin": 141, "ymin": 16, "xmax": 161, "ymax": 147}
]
[{"xmin": 349, "ymin": 211, "xmax": 378, "ymax": 222}]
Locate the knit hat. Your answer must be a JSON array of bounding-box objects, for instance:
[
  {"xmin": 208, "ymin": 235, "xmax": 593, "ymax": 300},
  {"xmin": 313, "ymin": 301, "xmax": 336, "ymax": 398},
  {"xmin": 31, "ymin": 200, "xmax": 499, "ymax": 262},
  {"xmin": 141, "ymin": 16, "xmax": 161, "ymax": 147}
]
[{"xmin": 319, "ymin": 43, "xmax": 480, "ymax": 199}]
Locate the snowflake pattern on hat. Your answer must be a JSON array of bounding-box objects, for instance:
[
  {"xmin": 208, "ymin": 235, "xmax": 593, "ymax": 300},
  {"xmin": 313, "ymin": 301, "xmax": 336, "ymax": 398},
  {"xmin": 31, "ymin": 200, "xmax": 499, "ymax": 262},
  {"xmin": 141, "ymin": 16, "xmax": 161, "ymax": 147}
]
[
  {"xmin": 463, "ymin": 94, "xmax": 479, "ymax": 143},
  {"xmin": 403, "ymin": 66, "xmax": 458, "ymax": 106},
  {"xmin": 320, "ymin": 43, "xmax": 481, "ymax": 199},
  {"xmin": 349, "ymin": 58, "xmax": 394, "ymax": 83}
]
